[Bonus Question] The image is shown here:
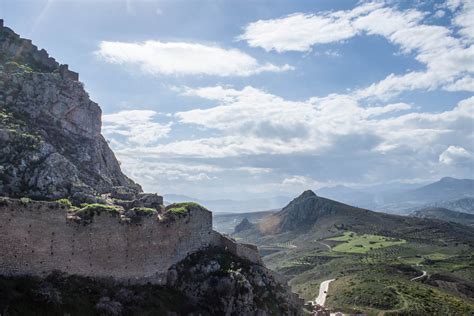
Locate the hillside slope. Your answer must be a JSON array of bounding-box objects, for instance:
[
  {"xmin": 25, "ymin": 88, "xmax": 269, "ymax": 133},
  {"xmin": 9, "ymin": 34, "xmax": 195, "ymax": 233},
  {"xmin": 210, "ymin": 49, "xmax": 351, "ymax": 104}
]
[
  {"xmin": 411, "ymin": 207, "xmax": 474, "ymax": 226},
  {"xmin": 428, "ymin": 197, "xmax": 474, "ymax": 214},
  {"xmin": 250, "ymin": 190, "xmax": 474, "ymax": 245},
  {"xmin": 233, "ymin": 190, "xmax": 474, "ymax": 314}
]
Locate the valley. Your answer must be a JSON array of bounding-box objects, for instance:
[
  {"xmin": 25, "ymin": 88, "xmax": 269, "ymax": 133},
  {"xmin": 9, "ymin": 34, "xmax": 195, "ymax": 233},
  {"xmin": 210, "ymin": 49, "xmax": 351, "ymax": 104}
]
[{"xmin": 222, "ymin": 190, "xmax": 474, "ymax": 315}]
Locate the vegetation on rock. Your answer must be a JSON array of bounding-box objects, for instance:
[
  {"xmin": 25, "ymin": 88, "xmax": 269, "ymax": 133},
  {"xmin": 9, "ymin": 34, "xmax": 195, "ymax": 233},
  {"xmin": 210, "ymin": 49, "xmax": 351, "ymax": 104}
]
[
  {"xmin": 166, "ymin": 202, "xmax": 203, "ymax": 215},
  {"xmin": 71, "ymin": 203, "xmax": 120, "ymax": 223}
]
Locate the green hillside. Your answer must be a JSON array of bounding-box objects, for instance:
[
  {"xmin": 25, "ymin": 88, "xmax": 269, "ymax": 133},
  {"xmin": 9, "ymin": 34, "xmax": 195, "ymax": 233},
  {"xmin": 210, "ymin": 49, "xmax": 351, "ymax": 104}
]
[{"xmin": 233, "ymin": 190, "xmax": 474, "ymax": 314}]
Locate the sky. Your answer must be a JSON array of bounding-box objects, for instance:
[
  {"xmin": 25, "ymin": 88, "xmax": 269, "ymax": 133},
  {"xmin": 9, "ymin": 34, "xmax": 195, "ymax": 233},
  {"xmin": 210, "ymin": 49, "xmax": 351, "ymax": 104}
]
[{"xmin": 1, "ymin": 0, "xmax": 473, "ymax": 200}]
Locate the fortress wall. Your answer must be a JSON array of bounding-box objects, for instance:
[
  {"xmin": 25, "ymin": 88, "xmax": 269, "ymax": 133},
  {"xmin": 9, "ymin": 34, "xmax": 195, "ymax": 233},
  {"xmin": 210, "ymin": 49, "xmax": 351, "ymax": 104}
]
[
  {"xmin": 0, "ymin": 199, "xmax": 213, "ymax": 284},
  {"xmin": 211, "ymin": 232, "xmax": 262, "ymax": 264}
]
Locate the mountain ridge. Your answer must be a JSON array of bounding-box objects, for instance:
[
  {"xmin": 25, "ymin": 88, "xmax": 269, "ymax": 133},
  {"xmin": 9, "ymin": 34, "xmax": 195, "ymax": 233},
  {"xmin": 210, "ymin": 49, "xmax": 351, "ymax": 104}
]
[
  {"xmin": 237, "ymin": 189, "xmax": 474, "ymax": 246},
  {"xmin": 411, "ymin": 207, "xmax": 474, "ymax": 226}
]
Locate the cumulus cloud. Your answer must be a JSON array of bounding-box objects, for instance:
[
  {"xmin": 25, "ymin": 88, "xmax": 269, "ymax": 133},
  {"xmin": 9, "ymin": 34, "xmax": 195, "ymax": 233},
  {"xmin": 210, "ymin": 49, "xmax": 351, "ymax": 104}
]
[
  {"xmin": 107, "ymin": 91, "xmax": 473, "ymax": 197},
  {"xmin": 439, "ymin": 146, "xmax": 473, "ymax": 165},
  {"xmin": 102, "ymin": 110, "xmax": 172, "ymax": 145},
  {"xmin": 145, "ymin": 86, "xmax": 471, "ymax": 163},
  {"xmin": 97, "ymin": 40, "xmax": 293, "ymax": 76},
  {"xmin": 433, "ymin": 10, "xmax": 446, "ymax": 18},
  {"xmin": 174, "ymin": 85, "xmax": 413, "ymax": 154},
  {"xmin": 237, "ymin": 2, "xmax": 382, "ymax": 52},
  {"xmin": 448, "ymin": 0, "xmax": 474, "ymax": 41},
  {"xmin": 444, "ymin": 76, "xmax": 474, "ymax": 91},
  {"xmin": 239, "ymin": 2, "xmax": 474, "ymax": 99}
]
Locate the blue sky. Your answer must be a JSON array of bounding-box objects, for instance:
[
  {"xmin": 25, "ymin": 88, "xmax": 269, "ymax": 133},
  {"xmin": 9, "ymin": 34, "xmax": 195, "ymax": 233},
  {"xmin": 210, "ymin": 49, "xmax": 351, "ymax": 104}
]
[{"xmin": 2, "ymin": 0, "xmax": 473, "ymax": 199}]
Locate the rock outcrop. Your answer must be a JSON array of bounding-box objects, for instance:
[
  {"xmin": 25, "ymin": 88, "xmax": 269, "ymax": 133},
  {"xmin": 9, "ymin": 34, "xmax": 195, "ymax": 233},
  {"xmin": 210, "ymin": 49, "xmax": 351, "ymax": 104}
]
[
  {"xmin": 168, "ymin": 248, "xmax": 303, "ymax": 315},
  {"xmin": 234, "ymin": 217, "xmax": 256, "ymax": 233},
  {"xmin": 0, "ymin": 19, "xmax": 141, "ymax": 203},
  {"xmin": 0, "ymin": 20, "xmax": 305, "ymax": 314}
]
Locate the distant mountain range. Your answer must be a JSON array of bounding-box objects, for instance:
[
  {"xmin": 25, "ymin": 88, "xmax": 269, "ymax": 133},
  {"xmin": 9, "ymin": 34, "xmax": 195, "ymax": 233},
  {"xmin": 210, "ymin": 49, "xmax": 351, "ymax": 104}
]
[
  {"xmin": 168, "ymin": 177, "xmax": 473, "ymax": 216},
  {"xmin": 410, "ymin": 207, "xmax": 474, "ymax": 226},
  {"xmin": 234, "ymin": 190, "xmax": 474, "ymax": 246},
  {"xmin": 427, "ymin": 198, "xmax": 474, "ymax": 214},
  {"xmin": 316, "ymin": 177, "xmax": 474, "ymax": 214},
  {"xmin": 230, "ymin": 189, "xmax": 474, "ymax": 314},
  {"xmin": 163, "ymin": 194, "xmax": 291, "ymax": 213}
]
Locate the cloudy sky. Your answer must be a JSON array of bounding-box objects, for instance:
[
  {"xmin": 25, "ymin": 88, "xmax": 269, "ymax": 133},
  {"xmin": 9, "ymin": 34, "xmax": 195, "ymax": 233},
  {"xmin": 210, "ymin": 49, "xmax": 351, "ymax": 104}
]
[{"xmin": 2, "ymin": 0, "xmax": 473, "ymax": 199}]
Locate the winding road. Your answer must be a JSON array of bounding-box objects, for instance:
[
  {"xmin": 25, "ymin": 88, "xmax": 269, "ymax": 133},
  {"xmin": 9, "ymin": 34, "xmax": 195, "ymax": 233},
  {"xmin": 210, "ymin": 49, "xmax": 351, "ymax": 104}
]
[
  {"xmin": 315, "ymin": 279, "xmax": 335, "ymax": 306},
  {"xmin": 410, "ymin": 270, "xmax": 427, "ymax": 281}
]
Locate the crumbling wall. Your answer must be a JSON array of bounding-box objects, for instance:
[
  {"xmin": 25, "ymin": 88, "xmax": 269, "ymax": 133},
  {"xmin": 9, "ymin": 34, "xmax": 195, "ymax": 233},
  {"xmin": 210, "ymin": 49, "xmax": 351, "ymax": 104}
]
[
  {"xmin": 211, "ymin": 231, "xmax": 262, "ymax": 264},
  {"xmin": 0, "ymin": 199, "xmax": 213, "ymax": 284}
]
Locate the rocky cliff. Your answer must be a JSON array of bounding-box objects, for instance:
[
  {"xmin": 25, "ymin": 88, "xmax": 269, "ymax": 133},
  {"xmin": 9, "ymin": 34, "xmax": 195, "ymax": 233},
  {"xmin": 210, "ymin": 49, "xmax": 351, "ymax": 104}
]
[
  {"xmin": 0, "ymin": 20, "xmax": 304, "ymax": 314},
  {"xmin": 0, "ymin": 19, "xmax": 141, "ymax": 203}
]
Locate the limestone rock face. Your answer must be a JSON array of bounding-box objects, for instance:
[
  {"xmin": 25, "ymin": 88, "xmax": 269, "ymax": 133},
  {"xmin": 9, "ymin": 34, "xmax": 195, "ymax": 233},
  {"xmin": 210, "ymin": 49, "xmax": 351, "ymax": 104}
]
[
  {"xmin": 0, "ymin": 22, "xmax": 141, "ymax": 202},
  {"xmin": 167, "ymin": 248, "xmax": 303, "ymax": 315}
]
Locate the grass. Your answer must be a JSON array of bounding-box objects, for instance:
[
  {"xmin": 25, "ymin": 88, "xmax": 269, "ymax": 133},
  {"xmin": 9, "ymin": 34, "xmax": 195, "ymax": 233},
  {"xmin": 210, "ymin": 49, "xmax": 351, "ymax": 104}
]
[
  {"xmin": 327, "ymin": 232, "xmax": 406, "ymax": 254},
  {"xmin": 168, "ymin": 206, "xmax": 188, "ymax": 215},
  {"xmin": 166, "ymin": 202, "xmax": 203, "ymax": 215},
  {"xmin": 72, "ymin": 203, "xmax": 120, "ymax": 223},
  {"xmin": 56, "ymin": 198, "xmax": 72, "ymax": 208},
  {"xmin": 78, "ymin": 203, "xmax": 119, "ymax": 213},
  {"xmin": 325, "ymin": 269, "xmax": 474, "ymax": 315},
  {"xmin": 130, "ymin": 207, "xmax": 157, "ymax": 216},
  {"xmin": 0, "ymin": 108, "xmax": 42, "ymax": 150}
]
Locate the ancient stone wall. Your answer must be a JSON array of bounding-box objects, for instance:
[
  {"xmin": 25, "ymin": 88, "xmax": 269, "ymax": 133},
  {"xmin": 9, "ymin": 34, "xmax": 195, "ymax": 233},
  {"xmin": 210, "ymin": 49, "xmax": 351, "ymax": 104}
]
[
  {"xmin": 212, "ymin": 232, "xmax": 262, "ymax": 264},
  {"xmin": 0, "ymin": 199, "xmax": 216, "ymax": 284}
]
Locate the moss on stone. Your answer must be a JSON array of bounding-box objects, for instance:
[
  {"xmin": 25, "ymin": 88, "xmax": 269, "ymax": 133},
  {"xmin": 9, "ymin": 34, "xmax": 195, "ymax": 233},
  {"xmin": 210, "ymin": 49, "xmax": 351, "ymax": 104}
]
[
  {"xmin": 129, "ymin": 207, "xmax": 157, "ymax": 216},
  {"xmin": 168, "ymin": 206, "xmax": 188, "ymax": 215},
  {"xmin": 167, "ymin": 202, "xmax": 203, "ymax": 215},
  {"xmin": 72, "ymin": 203, "xmax": 119, "ymax": 223},
  {"xmin": 56, "ymin": 198, "xmax": 72, "ymax": 208}
]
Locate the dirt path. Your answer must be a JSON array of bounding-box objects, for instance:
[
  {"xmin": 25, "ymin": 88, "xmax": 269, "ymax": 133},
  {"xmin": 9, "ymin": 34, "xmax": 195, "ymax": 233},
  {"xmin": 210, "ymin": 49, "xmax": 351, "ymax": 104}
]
[
  {"xmin": 318, "ymin": 241, "xmax": 332, "ymax": 251},
  {"xmin": 377, "ymin": 289, "xmax": 409, "ymax": 316},
  {"xmin": 410, "ymin": 270, "xmax": 427, "ymax": 281},
  {"xmin": 315, "ymin": 279, "xmax": 335, "ymax": 306}
]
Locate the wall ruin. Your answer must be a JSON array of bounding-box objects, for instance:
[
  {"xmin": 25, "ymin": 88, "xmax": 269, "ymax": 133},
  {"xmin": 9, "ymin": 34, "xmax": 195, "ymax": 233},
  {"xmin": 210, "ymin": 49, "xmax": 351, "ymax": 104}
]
[{"xmin": 0, "ymin": 199, "xmax": 219, "ymax": 284}]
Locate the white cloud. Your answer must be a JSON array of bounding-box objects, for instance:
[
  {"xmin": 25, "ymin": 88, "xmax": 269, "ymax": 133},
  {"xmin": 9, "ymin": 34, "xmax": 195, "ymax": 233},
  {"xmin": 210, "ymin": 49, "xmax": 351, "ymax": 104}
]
[
  {"xmin": 164, "ymin": 85, "xmax": 472, "ymax": 160},
  {"xmin": 449, "ymin": 0, "xmax": 474, "ymax": 41},
  {"xmin": 239, "ymin": 2, "xmax": 474, "ymax": 99},
  {"xmin": 434, "ymin": 10, "xmax": 445, "ymax": 18},
  {"xmin": 106, "ymin": 89, "xmax": 473, "ymax": 197},
  {"xmin": 315, "ymin": 49, "xmax": 341, "ymax": 58},
  {"xmin": 439, "ymin": 146, "xmax": 473, "ymax": 165},
  {"xmin": 353, "ymin": 5, "xmax": 473, "ymax": 99},
  {"xmin": 97, "ymin": 40, "xmax": 293, "ymax": 76},
  {"xmin": 444, "ymin": 76, "xmax": 474, "ymax": 91},
  {"xmin": 237, "ymin": 2, "xmax": 382, "ymax": 52},
  {"xmin": 238, "ymin": 167, "xmax": 273, "ymax": 174},
  {"xmin": 102, "ymin": 110, "xmax": 171, "ymax": 145}
]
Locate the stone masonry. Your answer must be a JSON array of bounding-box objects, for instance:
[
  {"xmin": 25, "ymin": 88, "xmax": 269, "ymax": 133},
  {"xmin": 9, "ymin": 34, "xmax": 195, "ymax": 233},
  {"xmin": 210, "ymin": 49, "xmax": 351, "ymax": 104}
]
[{"xmin": 0, "ymin": 198, "xmax": 261, "ymax": 284}]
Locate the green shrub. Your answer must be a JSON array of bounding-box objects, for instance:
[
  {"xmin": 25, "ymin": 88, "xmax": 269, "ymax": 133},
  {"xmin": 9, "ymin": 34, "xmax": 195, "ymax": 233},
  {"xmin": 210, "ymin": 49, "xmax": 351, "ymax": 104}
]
[
  {"xmin": 78, "ymin": 203, "xmax": 118, "ymax": 213},
  {"xmin": 167, "ymin": 202, "xmax": 202, "ymax": 215},
  {"xmin": 56, "ymin": 198, "xmax": 72, "ymax": 208},
  {"xmin": 73, "ymin": 204, "xmax": 119, "ymax": 223},
  {"xmin": 130, "ymin": 207, "xmax": 157, "ymax": 216},
  {"xmin": 20, "ymin": 197, "xmax": 32, "ymax": 205},
  {"xmin": 168, "ymin": 206, "xmax": 188, "ymax": 215}
]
